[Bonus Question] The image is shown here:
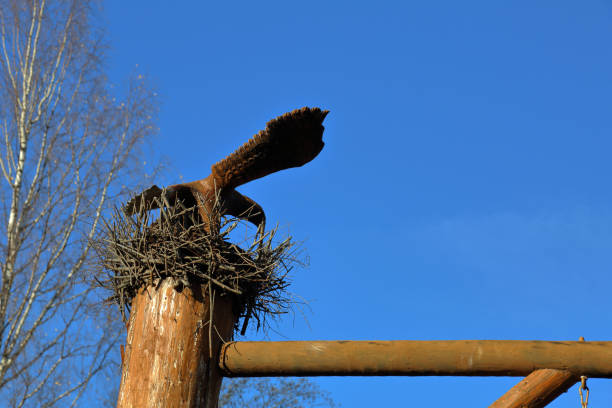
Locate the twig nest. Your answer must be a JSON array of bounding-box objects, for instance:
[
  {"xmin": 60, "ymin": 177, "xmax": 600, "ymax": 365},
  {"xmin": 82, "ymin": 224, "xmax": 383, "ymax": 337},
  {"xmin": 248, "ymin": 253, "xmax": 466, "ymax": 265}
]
[{"xmin": 94, "ymin": 198, "xmax": 299, "ymax": 334}]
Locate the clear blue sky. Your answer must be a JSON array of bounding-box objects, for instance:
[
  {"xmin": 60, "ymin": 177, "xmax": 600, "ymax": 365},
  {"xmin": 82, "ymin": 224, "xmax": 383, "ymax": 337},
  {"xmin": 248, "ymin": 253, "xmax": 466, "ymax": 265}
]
[{"xmin": 104, "ymin": 1, "xmax": 612, "ymax": 406}]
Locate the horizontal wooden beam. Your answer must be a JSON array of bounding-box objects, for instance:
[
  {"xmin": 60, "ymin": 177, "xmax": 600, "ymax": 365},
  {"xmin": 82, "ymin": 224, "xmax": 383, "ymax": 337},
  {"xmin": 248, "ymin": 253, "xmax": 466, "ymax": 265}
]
[{"xmin": 219, "ymin": 340, "xmax": 612, "ymax": 378}]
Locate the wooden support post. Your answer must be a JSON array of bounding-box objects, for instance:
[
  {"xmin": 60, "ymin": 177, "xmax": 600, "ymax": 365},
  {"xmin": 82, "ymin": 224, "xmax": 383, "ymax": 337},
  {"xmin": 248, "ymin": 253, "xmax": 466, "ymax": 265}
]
[
  {"xmin": 489, "ymin": 369, "xmax": 579, "ymax": 408},
  {"xmin": 219, "ymin": 340, "xmax": 612, "ymax": 378},
  {"xmin": 117, "ymin": 278, "xmax": 237, "ymax": 408}
]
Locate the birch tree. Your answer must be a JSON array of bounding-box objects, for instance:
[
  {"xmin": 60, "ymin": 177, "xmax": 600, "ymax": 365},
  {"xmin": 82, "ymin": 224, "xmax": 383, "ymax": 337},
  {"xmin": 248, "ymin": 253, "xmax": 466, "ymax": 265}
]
[{"xmin": 0, "ymin": 0, "xmax": 157, "ymax": 406}]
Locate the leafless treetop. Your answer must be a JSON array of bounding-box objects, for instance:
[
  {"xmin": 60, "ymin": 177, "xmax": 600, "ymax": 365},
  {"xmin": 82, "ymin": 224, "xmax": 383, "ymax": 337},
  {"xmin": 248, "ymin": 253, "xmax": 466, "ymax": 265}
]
[{"xmin": 0, "ymin": 0, "xmax": 157, "ymax": 406}]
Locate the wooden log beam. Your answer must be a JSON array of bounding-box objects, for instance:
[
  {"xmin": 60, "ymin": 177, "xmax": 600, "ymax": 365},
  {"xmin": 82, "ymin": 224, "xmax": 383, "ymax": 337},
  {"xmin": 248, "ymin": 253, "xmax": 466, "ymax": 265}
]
[
  {"xmin": 489, "ymin": 369, "xmax": 579, "ymax": 408},
  {"xmin": 219, "ymin": 340, "xmax": 612, "ymax": 378},
  {"xmin": 117, "ymin": 278, "xmax": 237, "ymax": 408}
]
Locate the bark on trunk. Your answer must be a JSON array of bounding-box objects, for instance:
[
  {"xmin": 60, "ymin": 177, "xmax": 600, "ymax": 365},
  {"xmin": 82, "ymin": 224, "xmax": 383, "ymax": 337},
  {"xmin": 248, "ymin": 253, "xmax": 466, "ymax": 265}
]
[{"xmin": 117, "ymin": 278, "xmax": 237, "ymax": 408}]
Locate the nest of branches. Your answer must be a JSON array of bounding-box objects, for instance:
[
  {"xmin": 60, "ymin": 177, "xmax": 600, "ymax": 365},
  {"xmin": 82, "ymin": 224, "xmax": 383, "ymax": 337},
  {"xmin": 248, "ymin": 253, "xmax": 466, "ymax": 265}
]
[{"xmin": 94, "ymin": 194, "xmax": 301, "ymax": 335}]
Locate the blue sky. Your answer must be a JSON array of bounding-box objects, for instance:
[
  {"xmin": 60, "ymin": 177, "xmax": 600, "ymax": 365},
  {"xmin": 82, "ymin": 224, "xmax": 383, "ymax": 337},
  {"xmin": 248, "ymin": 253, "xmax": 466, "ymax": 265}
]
[{"xmin": 104, "ymin": 1, "xmax": 612, "ymax": 406}]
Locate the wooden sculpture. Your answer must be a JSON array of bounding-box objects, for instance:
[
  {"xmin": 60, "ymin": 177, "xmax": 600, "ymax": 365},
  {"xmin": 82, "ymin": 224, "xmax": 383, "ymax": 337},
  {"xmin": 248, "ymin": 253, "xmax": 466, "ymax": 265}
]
[{"xmin": 124, "ymin": 107, "xmax": 329, "ymax": 231}]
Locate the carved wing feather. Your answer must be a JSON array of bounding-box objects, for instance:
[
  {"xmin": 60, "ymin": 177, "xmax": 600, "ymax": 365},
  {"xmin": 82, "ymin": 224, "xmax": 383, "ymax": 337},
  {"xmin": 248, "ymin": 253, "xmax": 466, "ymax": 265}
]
[{"xmin": 211, "ymin": 107, "xmax": 328, "ymax": 190}]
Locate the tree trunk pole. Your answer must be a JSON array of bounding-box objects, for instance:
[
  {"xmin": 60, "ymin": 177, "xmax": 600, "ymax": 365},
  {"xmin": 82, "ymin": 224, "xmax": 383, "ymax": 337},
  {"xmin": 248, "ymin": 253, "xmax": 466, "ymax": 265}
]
[
  {"xmin": 489, "ymin": 369, "xmax": 578, "ymax": 408},
  {"xmin": 117, "ymin": 278, "xmax": 237, "ymax": 408}
]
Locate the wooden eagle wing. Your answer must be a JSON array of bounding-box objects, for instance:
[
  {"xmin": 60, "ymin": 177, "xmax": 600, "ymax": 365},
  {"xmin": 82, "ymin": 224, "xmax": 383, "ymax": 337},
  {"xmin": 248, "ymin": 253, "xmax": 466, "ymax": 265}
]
[
  {"xmin": 124, "ymin": 107, "xmax": 328, "ymax": 218},
  {"xmin": 123, "ymin": 184, "xmax": 195, "ymax": 216},
  {"xmin": 210, "ymin": 107, "xmax": 329, "ymax": 190}
]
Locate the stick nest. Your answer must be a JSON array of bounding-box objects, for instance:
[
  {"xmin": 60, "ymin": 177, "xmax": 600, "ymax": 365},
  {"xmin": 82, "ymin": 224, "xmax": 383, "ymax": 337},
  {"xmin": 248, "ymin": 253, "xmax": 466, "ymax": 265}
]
[{"xmin": 94, "ymin": 194, "xmax": 301, "ymax": 335}]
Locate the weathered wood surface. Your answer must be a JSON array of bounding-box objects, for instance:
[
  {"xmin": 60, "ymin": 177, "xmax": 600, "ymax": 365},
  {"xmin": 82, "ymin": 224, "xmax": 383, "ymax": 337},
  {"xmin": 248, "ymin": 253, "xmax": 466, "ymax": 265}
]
[
  {"xmin": 219, "ymin": 340, "xmax": 612, "ymax": 378},
  {"xmin": 489, "ymin": 369, "xmax": 578, "ymax": 408},
  {"xmin": 117, "ymin": 278, "xmax": 237, "ymax": 408}
]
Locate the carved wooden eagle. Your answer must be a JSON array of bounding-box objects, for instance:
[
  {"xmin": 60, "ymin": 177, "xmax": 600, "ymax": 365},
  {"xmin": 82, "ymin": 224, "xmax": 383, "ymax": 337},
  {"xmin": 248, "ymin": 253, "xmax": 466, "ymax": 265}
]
[{"xmin": 124, "ymin": 107, "xmax": 329, "ymax": 231}]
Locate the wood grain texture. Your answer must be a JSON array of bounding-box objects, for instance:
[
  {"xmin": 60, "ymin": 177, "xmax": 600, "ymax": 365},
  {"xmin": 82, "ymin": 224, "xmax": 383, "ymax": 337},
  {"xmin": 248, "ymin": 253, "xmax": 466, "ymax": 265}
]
[
  {"xmin": 219, "ymin": 340, "xmax": 612, "ymax": 378},
  {"xmin": 117, "ymin": 278, "xmax": 237, "ymax": 408},
  {"xmin": 489, "ymin": 369, "xmax": 578, "ymax": 408}
]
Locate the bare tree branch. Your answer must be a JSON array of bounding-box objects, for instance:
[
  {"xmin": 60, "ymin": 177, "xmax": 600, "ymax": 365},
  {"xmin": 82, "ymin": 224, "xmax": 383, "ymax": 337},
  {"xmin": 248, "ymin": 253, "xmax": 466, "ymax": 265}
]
[{"xmin": 0, "ymin": 1, "xmax": 158, "ymax": 406}]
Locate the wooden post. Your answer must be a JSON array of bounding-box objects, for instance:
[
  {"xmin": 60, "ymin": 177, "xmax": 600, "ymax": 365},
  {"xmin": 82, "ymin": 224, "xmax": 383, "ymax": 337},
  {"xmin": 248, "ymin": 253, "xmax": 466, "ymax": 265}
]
[
  {"xmin": 117, "ymin": 278, "xmax": 237, "ymax": 408},
  {"xmin": 489, "ymin": 369, "xmax": 578, "ymax": 408},
  {"xmin": 219, "ymin": 340, "xmax": 612, "ymax": 378}
]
